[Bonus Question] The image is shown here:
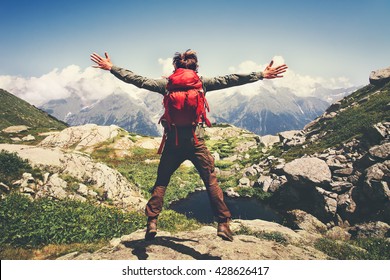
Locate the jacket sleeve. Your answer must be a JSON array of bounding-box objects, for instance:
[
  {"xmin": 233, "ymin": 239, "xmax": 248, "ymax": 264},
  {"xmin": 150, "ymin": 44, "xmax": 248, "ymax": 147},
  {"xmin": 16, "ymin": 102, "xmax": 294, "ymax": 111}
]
[
  {"xmin": 201, "ymin": 72, "xmax": 264, "ymax": 92},
  {"xmin": 110, "ymin": 65, "xmax": 167, "ymax": 94}
]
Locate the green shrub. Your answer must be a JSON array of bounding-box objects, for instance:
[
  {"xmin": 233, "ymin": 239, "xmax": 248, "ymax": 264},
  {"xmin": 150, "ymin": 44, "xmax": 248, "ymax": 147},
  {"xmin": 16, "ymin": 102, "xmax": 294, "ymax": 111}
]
[
  {"xmin": 215, "ymin": 160, "xmax": 234, "ymax": 169},
  {"xmin": 0, "ymin": 150, "xmax": 38, "ymax": 186},
  {"xmin": 235, "ymin": 187, "xmax": 272, "ymax": 200}
]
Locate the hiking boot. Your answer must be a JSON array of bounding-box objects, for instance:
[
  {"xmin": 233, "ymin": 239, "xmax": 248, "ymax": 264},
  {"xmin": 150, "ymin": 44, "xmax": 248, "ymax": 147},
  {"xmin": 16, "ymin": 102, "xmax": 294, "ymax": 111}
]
[
  {"xmin": 217, "ymin": 221, "xmax": 234, "ymax": 242},
  {"xmin": 145, "ymin": 217, "xmax": 158, "ymax": 241}
]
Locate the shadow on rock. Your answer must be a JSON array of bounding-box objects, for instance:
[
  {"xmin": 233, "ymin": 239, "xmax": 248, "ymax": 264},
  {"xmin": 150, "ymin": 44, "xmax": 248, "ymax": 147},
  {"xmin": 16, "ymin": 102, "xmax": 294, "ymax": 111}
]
[{"xmin": 122, "ymin": 236, "xmax": 221, "ymax": 260}]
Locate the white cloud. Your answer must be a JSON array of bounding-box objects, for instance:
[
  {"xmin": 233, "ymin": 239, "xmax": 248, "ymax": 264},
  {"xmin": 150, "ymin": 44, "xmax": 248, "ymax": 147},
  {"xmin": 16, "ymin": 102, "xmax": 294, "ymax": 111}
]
[
  {"xmin": 226, "ymin": 56, "xmax": 354, "ymax": 97},
  {"xmin": 0, "ymin": 65, "xmax": 148, "ymax": 106},
  {"xmin": 158, "ymin": 57, "xmax": 174, "ymax": 77},
  {"xmin": 0, "ymin": 56, "xmax": 356, "ymax": 106},
  {"xmin": 270, "ymin": 55, "xmax": 285, "ymax": 67}
]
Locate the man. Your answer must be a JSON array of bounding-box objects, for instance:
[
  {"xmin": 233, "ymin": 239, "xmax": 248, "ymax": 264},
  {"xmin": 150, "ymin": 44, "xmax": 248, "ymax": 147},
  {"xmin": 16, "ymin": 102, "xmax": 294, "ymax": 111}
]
[{"xmin": 91, "ymin": 50, "xmax": 287, "ymax": 241}]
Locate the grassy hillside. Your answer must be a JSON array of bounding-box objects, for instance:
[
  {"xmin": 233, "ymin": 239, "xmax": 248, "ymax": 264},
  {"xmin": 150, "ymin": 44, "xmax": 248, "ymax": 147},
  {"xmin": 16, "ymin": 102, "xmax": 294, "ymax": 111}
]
[
  {"xmin": 0, "ymin": 89, "xmax": 68, "ymax": 143},
  {"xmin": 282, "ymin": 82, "xmax": 390, "ymax": 159}
]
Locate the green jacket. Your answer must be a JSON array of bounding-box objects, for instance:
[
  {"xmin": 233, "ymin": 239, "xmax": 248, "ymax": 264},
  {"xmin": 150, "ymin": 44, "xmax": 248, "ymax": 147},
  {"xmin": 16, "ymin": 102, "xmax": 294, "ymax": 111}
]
[{"xmin": 110, "ymin": 65, "xmax": 264, "ymax": 95}]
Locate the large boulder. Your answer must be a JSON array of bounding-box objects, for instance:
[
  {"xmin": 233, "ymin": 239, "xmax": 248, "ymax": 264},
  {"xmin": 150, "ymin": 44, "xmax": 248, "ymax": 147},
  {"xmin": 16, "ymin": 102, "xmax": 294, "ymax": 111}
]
[
  {"xmin": 260, "ymin": 134, "xmax": 280, "ymax": 148},
  {"xmin": 368, "ymin": 142, "xmax": 390, "ymax": 160},
  {"xmin": 2, "ymin": 125, "xmax": 29, "ymax": 133},
  {"xmin": 369, "ymin": 66, "xmax": 390, "ymax": 86},
  {"xmin": 39, "ymin": 124, "xmax": 124, "ymax": 152},
  {"xmin": 286, "ymin": 209, "xmax": 327, "ymax": 235},
  {"xmin": 282, "ymin": 157, "xmax": 332, "ymax": 186},
  {"xmin": 362, "ymin": 160, "xmax": 390, "ymax": 202}
]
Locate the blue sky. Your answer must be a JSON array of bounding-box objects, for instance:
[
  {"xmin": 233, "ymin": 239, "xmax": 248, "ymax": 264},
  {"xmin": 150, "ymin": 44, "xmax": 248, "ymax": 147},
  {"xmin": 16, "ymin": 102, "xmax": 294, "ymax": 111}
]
[{"xmin": 1, "ymin": 0, "xmax": 390, "ymax": 86}]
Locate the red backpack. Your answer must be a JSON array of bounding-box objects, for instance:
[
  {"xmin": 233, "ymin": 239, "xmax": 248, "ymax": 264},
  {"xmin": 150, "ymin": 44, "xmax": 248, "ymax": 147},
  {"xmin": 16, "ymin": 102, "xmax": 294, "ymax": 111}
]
[{"xmin": 158, "ymin": 68, "xmax": 211, "ymax": 153}]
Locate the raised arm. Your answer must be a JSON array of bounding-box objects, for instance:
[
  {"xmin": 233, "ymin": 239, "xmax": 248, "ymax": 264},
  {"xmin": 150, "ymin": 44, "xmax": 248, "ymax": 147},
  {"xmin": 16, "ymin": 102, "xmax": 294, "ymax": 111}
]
[
  {"xmin": 202, "ymin": 60, "xmax": 288, "ymax": 92},
  {"xmin": 90, "ymin": 52, "xmax": 167, "ymax": 94}
]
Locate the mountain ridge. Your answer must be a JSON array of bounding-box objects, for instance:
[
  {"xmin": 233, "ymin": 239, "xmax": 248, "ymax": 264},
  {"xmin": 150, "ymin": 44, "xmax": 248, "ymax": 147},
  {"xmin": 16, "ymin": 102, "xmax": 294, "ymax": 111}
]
[{"xmin": 38, "ymin": 85, "xmax": 350, "ymax": 136}]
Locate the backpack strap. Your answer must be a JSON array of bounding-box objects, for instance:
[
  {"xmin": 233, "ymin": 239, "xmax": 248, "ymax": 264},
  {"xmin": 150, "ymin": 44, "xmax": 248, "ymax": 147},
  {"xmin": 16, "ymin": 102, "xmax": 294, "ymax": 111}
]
[{"xmin": 157, "ymin": 131, "xmax": 167, "ymax": 154}]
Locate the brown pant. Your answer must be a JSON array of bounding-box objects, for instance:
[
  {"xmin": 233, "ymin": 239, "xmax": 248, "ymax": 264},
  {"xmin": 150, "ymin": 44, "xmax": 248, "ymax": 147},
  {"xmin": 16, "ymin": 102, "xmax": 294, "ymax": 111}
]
[{"xmin": 145, "ymin": 130, "xmax": 231, "ymax": 222}]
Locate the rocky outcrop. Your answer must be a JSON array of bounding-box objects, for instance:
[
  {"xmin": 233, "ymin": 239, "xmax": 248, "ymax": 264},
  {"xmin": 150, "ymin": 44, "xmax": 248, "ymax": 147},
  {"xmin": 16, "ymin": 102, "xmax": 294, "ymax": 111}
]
[
  {"xmin": 39, "ymin": 124, "xmax": 125, "ymax": 152},
  {"xmin": 0, "ymin": 144, "xmax": 146, "ymax": 211},
  {"xmin": 278, "ymin": 130, "xmax": 306, "ymax": 149},
  {"xmin": 369, "ymin": 66, "xmax": 390, "ymax": 86},
  {"xmin": 262, "ymin": 122, "xmax": 389, "ymax": 226},
  {"xmin": 260, "ymin": 134, "xmax": 280, "ymax": 148},
  {"xmin": 57, "ymin": 219, "xmax": 329, "ymax": 260}
]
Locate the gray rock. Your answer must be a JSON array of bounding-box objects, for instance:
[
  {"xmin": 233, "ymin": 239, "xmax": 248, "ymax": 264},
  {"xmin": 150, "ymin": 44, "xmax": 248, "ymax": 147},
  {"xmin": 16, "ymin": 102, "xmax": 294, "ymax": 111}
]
[
  {"xmin": 282, "ymin": 157, "xmax": 332, "ymax": 185},
  {"xmin": 369, "ymin": 143, "xmax": 390, "ymax": 160},
  {"xmin": 39, "ymin": 173, "xmax": 68, "ymax": 200},
  {"xmin": 0, "ymin": 143, "xmax": 146, "ymax": 211},
  {"xmin": 369, "ymin": 66, "xmax": 390, "ymax": 86},
  {"xmin": 314, "ymin": 187, "xmax": 338, "ymax": 219},
  {"xmin": 39, "ymin": 124, "xmax": 122, "ymax": 152},
  {"xmin": 278, "ymin": 130, "xmax": 306, "ymax": 148},
  {"xmin": 333, "ymin": 167, "xmax": 354, "ymax": 176},
  {"xmin": 260, "ymin": 135, "xmax": 280, "ymax": 148},
  {"xmin": 363, "ymin": 160, "xmax": 390, "ymax": 201},
  {"xmin": 286, "ymin": 209, "xmax": 327, "ymax": 234},
  {"xmin": 337, "ymin": 188, "xmax": 357, "ymax": 218},
  {"xmin": 0, "ymin": 182, "xmax": 10, "ymax": 192},
  {"xmin": 22, "ymin": 135, "xmax": 36, "ymax": 141},
  {"xmin": 2, "ymin": 125, "xmax": 30, "ymax": 133},
  {"xmin": 326, "ymin": 156, "xmax": 348, "ymax": 171},
  {"xmin": 77, "ymin": 183, "xmax": 90, "ymax": 196},
  {"xmin": 330, "ymin": 181, "xmax": 353, "ymax": 193},
  {"xmin": 349, "ymin": 221, "xmax": 390, "ymax": 239},
  {"xmin": 225, "ymin": 187, "xmax": 240, "ymax": 197},
  {"xmin": 212, "ymin": 151, "xmax": 220, "ymax": 161},
  {"xmin": 59, "ymin": 220, "xmax": 329, "ymax": 260},
  {"xmin": 326, "ymin": 226, "xmax": 351, "ymax": 241},
  {"xmin": 365, "ymin": 160, "xmax": 390, "ymax": 182},
  {"xmin": 244, "ymin": 166, "xmax": 258, "ymax": 177},
  {"xmin": 325, "ymin": 101, "xmax": 342, "ymax": 114},
  {"xmin": 373, "ymin": 122, "xmax": 390, "ymax": 139},
  {"xmin": 238, "ymin": 177, "xmax": 251, "ymax": 187},
  {"xmin": 257, "ymin": 175, "xmax": 273, "ymax": 192},
  {"xmin": 268, "ymin": 176, "xmax": 287, "ymax": 193}
]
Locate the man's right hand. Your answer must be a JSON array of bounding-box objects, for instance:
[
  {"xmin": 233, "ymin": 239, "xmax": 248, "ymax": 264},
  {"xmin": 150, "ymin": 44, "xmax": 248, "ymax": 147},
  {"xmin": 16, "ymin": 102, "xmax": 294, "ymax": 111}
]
[{"xmin": 90, "ymin": 52, "xmax": 113, "ymax": 71}]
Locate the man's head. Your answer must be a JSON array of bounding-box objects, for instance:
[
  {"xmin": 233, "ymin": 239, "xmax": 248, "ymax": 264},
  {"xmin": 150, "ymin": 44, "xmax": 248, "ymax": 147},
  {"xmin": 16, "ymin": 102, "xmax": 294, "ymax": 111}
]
[{"xmin": 173, "ymin": 49, "xmax": 198, "ymax": 71}]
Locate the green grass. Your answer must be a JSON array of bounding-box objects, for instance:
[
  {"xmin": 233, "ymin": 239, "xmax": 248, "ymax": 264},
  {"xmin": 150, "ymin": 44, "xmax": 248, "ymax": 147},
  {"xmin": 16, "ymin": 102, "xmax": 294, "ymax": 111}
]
[
  {"xmin": 0, "ymin": 193, "xmax": 145, "ymax": 248},
  {"xmin": 0, "ymin": 193, "xmax": 200, "ymax": 250},
  {"xmin": 207, "ymin": 137, "xmax": 239, "ymax": 158},
  {"xmin": 236, "ymin": 225, "xmax": 288, "ymax": 245},
  {"xmin": 315, "ymin": 237, "xmax": 390, "ymax": 260}
]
